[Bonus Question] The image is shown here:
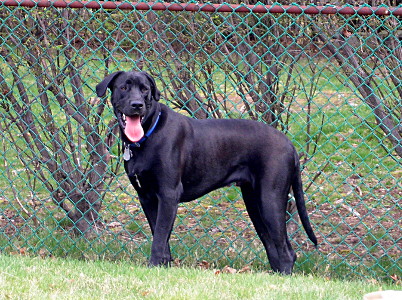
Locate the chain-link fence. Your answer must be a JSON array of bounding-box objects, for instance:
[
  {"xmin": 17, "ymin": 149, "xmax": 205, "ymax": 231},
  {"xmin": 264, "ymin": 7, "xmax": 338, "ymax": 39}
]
[{"xmin": 0, "ymin": 1, "xmax": 401, "ymax": 281}]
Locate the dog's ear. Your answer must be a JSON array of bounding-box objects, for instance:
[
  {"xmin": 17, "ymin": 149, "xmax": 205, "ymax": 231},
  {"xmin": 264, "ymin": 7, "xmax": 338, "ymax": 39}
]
[
  {"xmin": 96, "ymin": 71, "xmax": 124, "ymax": 97},
  {"xmin": 141, "ymin": 71, "xmax": 161, "ymax": 102}
]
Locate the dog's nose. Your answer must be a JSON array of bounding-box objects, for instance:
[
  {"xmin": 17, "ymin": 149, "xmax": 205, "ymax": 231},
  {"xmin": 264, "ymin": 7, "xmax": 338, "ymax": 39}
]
[{"xmin": 130, "ymin": 101, "xmax": 144, "ymax": 110}]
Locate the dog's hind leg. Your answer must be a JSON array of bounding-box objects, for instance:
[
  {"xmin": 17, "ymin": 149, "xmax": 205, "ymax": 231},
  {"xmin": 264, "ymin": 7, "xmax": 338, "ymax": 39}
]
[
  {"xmin": 259, "ymin": 186, "xmax": 296, "ymax": 274},
  {"xmin": 241, "ymin": 183, "xmax": 296, "ymax": 274},
  {"xmin": 241, "ymin": 183, "xmax": 272, "ymax": 259}
]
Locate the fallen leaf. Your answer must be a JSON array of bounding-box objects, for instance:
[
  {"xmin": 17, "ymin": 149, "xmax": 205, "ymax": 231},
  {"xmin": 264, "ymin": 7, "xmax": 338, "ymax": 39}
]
[
  {"xmin": 390, "ymin": 274, "xmax": 400, "ymax": 285},
  {"xmin": 238, "ymin": 265, "xmax": 251, "ymax": 273},
  {"xmin": 222, "ymin": 265, "xmax": 237, "ymax": 274},
  {"xmin": 141, "ymin": 290, "xmax": 151, "ymax": 297},
  {"xmin": 199, "ymin": 260, "xmax": 210, "ymax": 269},
  {"xmin": 173, "ymin": 258, "xmax": 181, "ymax": 267}
]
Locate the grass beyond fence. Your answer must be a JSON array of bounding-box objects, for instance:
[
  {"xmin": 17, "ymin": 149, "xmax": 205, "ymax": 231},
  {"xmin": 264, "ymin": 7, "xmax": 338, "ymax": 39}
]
[{"xmin": 0, "ymin": 1, "xmax": 401, "ymax": 283}]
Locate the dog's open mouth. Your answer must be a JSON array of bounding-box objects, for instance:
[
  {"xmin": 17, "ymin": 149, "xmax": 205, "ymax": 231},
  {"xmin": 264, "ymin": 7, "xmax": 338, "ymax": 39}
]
[{"xmin": 120, "ymin": 113, "xmax": 144, "ymax": 143}]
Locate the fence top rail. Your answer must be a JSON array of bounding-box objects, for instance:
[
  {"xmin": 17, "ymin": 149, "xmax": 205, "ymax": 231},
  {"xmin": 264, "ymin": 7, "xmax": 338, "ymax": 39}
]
[{"xmin": 1, "ymin": 0, "xmax": 401, "ymax": 16}]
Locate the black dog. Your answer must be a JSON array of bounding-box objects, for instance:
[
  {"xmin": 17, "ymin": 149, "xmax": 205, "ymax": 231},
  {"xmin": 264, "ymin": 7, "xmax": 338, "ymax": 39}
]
[{"xmin": 96, "ymin": 71, "xmax": 317, "ymax": 274}]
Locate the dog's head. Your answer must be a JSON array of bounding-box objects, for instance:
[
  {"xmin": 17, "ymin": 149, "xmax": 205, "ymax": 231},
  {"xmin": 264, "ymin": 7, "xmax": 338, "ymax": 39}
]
[{"xmin": 96, "ymin": 71, "xmax": 161, "ymax": 142}]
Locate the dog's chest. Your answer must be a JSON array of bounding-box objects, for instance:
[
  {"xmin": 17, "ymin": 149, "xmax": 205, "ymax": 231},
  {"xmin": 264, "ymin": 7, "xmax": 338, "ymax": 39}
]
[
  {"xmin": 124, "ymin": 152, "xmax": 159, "ymax": 190},
  {"xmin": 124, "ymin": 156, "xmax": 145, "ymax": 177}
]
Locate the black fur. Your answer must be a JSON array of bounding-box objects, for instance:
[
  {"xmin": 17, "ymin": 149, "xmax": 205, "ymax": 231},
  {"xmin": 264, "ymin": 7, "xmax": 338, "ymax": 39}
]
[{"xmin": 96, "ymin": 71, "xmax": 317, "ymax": 274}]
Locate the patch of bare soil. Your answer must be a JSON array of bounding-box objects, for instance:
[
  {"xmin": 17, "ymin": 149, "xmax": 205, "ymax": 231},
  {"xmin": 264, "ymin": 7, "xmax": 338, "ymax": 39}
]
[
  {"xmin": 0, "ymin": 209, "xmax": 25, "ymax": 237},
  {"xmin": 307, "ymin": 187, "xmax": 401, "ymax": 260}
]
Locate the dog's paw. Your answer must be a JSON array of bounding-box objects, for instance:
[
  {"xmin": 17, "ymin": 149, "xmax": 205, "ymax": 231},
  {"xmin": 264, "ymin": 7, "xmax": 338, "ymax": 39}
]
[{"xmin": 148, "ymin": 255, "xmax": 173, "ymax": 267}]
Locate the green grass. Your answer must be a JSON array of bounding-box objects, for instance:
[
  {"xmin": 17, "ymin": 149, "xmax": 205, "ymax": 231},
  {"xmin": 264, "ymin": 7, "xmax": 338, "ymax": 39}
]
[{"xmin": 0, "ymin": 254, "xmax": 399, "ymax": 300}]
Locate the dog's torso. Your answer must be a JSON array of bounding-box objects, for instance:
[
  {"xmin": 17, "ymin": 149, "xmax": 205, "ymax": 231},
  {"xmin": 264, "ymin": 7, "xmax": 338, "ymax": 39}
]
[{"xmin": 125, "ymin": 103, "xmax": 296, "ymax": 203}]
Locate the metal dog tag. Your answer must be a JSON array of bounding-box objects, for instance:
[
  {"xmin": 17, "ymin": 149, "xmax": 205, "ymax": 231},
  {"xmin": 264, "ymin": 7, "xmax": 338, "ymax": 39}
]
[{"xmin": 123, "ymin": 146, "xmax": 131, "ymax": 161}]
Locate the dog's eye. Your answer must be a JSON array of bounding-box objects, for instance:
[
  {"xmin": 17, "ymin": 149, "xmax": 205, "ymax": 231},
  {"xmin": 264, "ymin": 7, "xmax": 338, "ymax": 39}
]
[
  {"xmin": 121, "ymin": 86, "xmax": 127, "ymax": 91},
  {"xmin": 141, "ymin": 87, "xmax": 149, "ymax": 93}
]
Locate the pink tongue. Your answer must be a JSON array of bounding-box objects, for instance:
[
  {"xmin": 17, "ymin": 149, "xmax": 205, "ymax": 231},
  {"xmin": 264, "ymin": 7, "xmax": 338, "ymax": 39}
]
[{"xmin": 125, "ymin": 115, "xmax": 144, "ymax": 142}]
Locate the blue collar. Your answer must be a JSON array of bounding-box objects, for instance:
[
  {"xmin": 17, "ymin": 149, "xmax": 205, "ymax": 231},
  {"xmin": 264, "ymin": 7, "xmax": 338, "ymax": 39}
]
[{"xmin": 127, "ymin": 111, "xmax": 161, "ymax": 149}]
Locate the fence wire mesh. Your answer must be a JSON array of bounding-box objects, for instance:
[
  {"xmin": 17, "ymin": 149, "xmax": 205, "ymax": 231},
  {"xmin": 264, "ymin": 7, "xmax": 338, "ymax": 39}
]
[{"xmin": 0, "ymin": 1, "xmax": 401, "ymax": 281}]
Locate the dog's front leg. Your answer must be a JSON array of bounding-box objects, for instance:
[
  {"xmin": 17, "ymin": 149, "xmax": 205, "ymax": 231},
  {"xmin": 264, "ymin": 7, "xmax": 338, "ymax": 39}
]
[
  {"xmin": 148, "ymin": 194, "xmax": 179, "ymax": 267},
  {"xmin": 139, "ymin": 195, "xmax": 173, "ymax": 263}
]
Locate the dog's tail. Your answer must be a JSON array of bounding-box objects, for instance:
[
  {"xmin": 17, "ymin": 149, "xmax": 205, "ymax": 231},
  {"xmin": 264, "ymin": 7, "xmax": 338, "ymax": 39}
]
[{"xmin": 292, "ymin": 151, "xmax": 318, "ymax": 247}]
